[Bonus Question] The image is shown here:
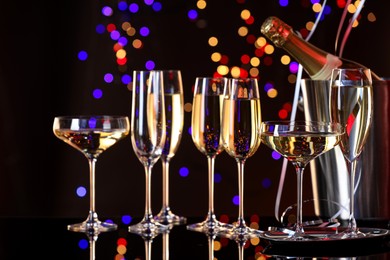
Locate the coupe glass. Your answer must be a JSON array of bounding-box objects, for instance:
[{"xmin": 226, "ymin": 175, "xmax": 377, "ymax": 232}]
[
  {"xmin": 154, "ymin": 70, "xmax": 187, "ymax": 225},
  {"xmin": 53, "ymin": 115, "xmax": 130, "ymax": 232},
  {"xmin": 128, "ymin": 70, "xmax": 169, "ymax": 238},
  {"xmin": 221, "ymin": 78, "xmax": 263, "ymax": 240},
  {"xmin": 260, "ymin": 121, "xmax": 343, "ymax": 240},
  {"xmin": 330, "ymin": 68, "xmax": 373, "ymax": 238},
  {"xmin": 187, "ymin": 77, "xmax": 230, "ymax": 234}
]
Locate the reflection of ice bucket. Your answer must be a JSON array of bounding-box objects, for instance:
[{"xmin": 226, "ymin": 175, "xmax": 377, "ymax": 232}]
[{"xmin": 301, "ymin": 79, "xmax": 390, "ymax": 221}]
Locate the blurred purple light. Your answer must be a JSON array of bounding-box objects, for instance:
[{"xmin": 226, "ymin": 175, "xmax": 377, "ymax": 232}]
[
  {"xmin": 188, "ymin": 9, "xmax": 198, "ymax": 20},
  {"xmin": 289, "ymin": 61, "xmax": 299, "ymax": 73},
  {"xmin": 144, "ymin": 0, "xmax": 154, "ymax": 5},
  {"xmin": 93, "ymin": 89, "xmax": 103, "ymax": 99},
  {"xmin": 214, "ymin": 173, "xmax": 222, "ymax": 183},
  {"xmin": 129, "ymin": 3, "xmax": 139, "ymax": 13},
  {"xmin": 110, "ymin": 30, "xmax": 120, "ymax": 40},
  {"xmin": 102, "ymin": 6, "xmax": 113, "ymax": 16},
  {"xmin": 324, "ymin": 5, "xmax": 331, "ymax": 14},
  {"xmin": 152, "ymin": 2, "xmax": 162, "ymax": 11},
  {"xmin": 179, "ymin": 167, "xmax": 189, "ymax": 177},
  {"xmin": 279, "ymin": 0, "xmax": 288, "ymax": 7},
  {"xmin": 272, "ymin": 151, "xmax": 282, "ymax": 160},
  {"xmin": 139, "ymin": 26, "xmax": 150, "ymax": 37},
  {"xmin": 121, "ymin": 215, "xmax": 132, "ymax": 224},
  {"xmin": 118, "ymin": 37, "xmax": 128, "ymax": 46},
  {"xmin": 121, "ymin": 74, "xmax": 131, "ymax": 84},
  {"xmin": 96, "ymin": 24, "xmax": 105, "ymax": 34},
  {"xmin": 232, "ymin": 195, "xmax": 239, "ymax": 206},
  {"xmin": 145, "ymin": 60, "xmax": 155, "ymax": 70},
  {"xmin": 118, "ymin": 1, "xmax": 128, "ymax": 11},
  {"xmin": 264, "ymin": 82, "xmax": 274, "ymax": 92},
  {"xmin": 88, "ymin": 117, "xmax": 97, "ymax": 129},
  {"xmin": 104, "ymin": 73, "xmax": 114, "ymax": 83},
  {"xmin": 78, "ymin": 239, "xmax": 88, "ymax": 250},
  {"xmin": 105, "ymin": 219, "xmax": 114, "ymax": 224},
  {"xmin": 77, "ymin": 50, "xmax": 88, "ymax": 61},
  {"xmin": 76, "ymin": 186, "xmax": 87, "ymax": 197}
]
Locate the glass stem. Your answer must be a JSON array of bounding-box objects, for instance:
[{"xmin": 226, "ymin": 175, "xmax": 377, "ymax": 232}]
[
  {"xmin": 294, "ymin": 164, "xmax": 305, "ymax": 234},
  {"xmin": 348, "ymin": 159, "xmax": 358, "ymax": 232},
  {"xmin": 88, "ymin": 158, "xmax": 98, "ymax": 221},
  {"xmin": 89, "ymin": 238, "xmax": 96, "ymax": 260},
  {"xmin": 207, "ymin": 156, "xmax": 216, "ymax": 220},
  {"xmin": 238, "ymin": 243, "xmax": 244, "ymax": 260},
  {"xmin": 161, "ymin": 158, "xmax": 170, "ymax": 210},
  {"xmin": 208, "ymin": 236, "xmax": 214, "ymax": 260},
  {"xmin": 144, "ymin": 164, "xmax": 154, "ymax": 221},
  {"xmin": 144, "ymin": 239, "xmax": 152, "ymax": 260},
  {"xmin": 163, "ymin": 232, "xmax": 169, "ymax": 260},
  {"xmin": 236, "ymin": 159, "xmax": 246, "ymax": 229}
]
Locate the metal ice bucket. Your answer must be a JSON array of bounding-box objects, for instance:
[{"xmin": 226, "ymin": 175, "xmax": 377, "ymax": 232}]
[{"xmin": 301, "ymin": 79, "xmax": 390, "ymax": 221}]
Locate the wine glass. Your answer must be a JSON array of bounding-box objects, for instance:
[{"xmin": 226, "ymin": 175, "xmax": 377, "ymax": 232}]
[
  {"xmin": 221, "ymin": 78, "xmax": 263, "ymax": 240},
  {"xmin": 187, "ymin": 77, "xmax": 230, "ymax": 234},
  {"xmin": 260, "ymin": 121, "xmax": 344, "ymax": 240},
  {"xmin": 53, "ymin": 115, "xmax": 130, "ymax": 232},
  {"xmin": 128, "ymin": 70, "xmax": 169, "ymax": 238},
  {"xmin": 154, "ymin": 70, "xmax": 187, "ymax": 225},
  {"xmin": 330, "ymin": 68, "xmax": 374, "ymax": 238}
]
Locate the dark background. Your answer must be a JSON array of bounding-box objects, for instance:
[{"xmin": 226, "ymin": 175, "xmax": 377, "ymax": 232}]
[{"xmin": 0, "ymin": 0, "xmax": 389, "ymax": 220}]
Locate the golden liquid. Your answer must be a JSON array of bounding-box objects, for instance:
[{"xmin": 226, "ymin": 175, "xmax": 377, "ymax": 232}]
[
  {"xmin": 191, "ymin": 94, "xmax": 224, "ymax": 156},
  {"xmin": 222, "ymin": 98, "xmax": 262, "ymax": 160},
  {"xmin": 54, "ymin": 130, "xmax": 129, "ymax": 158},
  {"xmin": 261, "ymin": 132, "xmax": 341, "ymax": 167},
  {"xmin": 162, "ymin": 93, "xmax": 183, "ymax": 158}
]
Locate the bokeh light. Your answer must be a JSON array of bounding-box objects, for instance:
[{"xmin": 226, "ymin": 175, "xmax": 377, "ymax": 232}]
[
  {"xmin": 272, "ymin": 151, "xmax": 282, "ymax": 160},
  {"xmin": 121, "ymin": 215, "xmax": 132, "ymax": 224},
  {"xmin": 93, "ymin": 88, "xmax": 103, "ymax": 99},
  {"xmin": 77, "ymin": 50, "xmax": 88, "ymax": 61},
  {"xmin": 78, "ymin": 239, "xmax": 88, "ymax": 250},
  {"xmin": 214, "ymin": 173, "xmax": 222, "ymax": 183},
  {"xmin": 102, "ymin": 6, "xmax": 113, "ymax": 16},
  {"xmin": 232, "ymin": 195, "xmax": 239, "ymax": 206},
  {"xmin": 179, "ymin": 167, "xmax": 189, "ymax": 177},
  {"xmin": 76, "ymin": 186, "xmax": 87, "ymax": 197},
  {"xmin": 74, "ymin": 1, "xmax": 378, "ymax": 217}
]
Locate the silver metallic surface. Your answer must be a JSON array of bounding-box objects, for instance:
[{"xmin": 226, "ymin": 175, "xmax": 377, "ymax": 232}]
[{"xmin": 300, "ymin": 79, "xmax": 390, "ymax": 221}]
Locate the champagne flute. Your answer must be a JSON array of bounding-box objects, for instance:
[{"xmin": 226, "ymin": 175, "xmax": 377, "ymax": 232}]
[
  {"xmin": 330, "ymin": 68, "xmax": 373, "ymax": 238},
  {"xmin": 53, "ymin": 115, "xmax": 130, "ymax": 232},
  {"xmin": 187, "ymin": 77, "xmax": 230, "ymax": 234},
  {"xmin": 260, "ymin": 121, "xmax": 343, "ymax": 240},
  {"xmin": 154, "ymin": 70, "xmax": 187, "ymax": 225},
  {"xmin": 128, "ymin": 70, "xmax": 169, "ymax": 238},
  {"xmin": 221, "ymin": 78, "xmax": 262, "ymax": 240}
]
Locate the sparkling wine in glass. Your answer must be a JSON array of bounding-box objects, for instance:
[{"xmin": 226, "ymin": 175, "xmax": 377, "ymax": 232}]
[
  {"xmin": 260, "ymin": 121, "xmax": 343, "ymax": 240},
  {"xmin": 221, "ymin": 78, "xmax": 263, "ymax": 240},
  {"xmin": 154, "ymin": 70, "xmax": 187, "ymax": 225},
  {"xmin": 128, "ymin": 70, "xmax": 169, "ymax": 238},
  {"xmin": 53, "ymin": 115, "xmax": 130, "ymax": 232},
  {"xmin": 187, "ymin": 77, "xmax": 230, "ymax": 234},
  {"xmin": 330, "ymin": 68, "xmax": 373, "ymax": 238}
]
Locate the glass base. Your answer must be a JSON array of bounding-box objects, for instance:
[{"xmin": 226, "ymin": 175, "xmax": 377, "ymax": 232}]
[
  {"xmin": 187, "ymin": 214, "xmax": 233, "ymax": 235},
  {"xmin": 128, "ymin": 218, "xmax": 169, "ymax": 239},
  {"xmin": 222, "ymin": 224, "xmax": 263, "ymax": 241},
  {"xmin": 67, "ymin": 220, "xmax": 117, "ymax": 233},
  {"xmin": 154, "ymin": 207, "xmax": 187, "ymax": 225},
  {"xmin": 330, "ymin": 228, "xmax": 366, "ymax": 239}
]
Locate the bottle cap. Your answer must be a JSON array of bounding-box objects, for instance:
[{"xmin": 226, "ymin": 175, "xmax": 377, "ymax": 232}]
[{"xmin": 261, "ymin": 16, "xmax": 292, "ymax": 47}]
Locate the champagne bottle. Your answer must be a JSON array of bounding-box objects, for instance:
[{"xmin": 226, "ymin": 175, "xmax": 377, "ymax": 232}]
[{"xmin": 260, "ymin": 16, "xmax": 380, "ymax": 80}]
